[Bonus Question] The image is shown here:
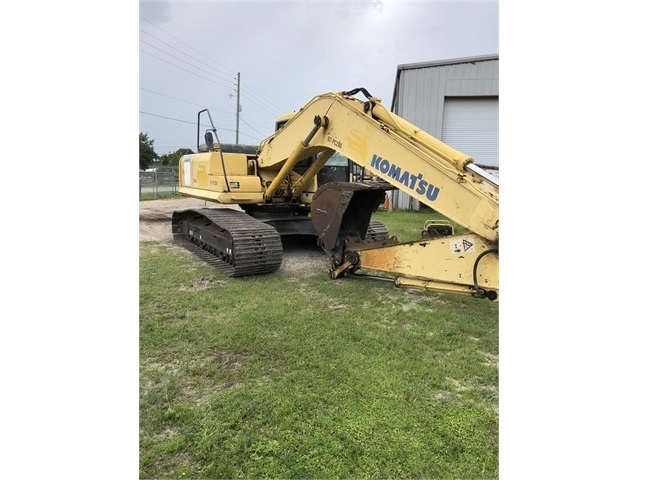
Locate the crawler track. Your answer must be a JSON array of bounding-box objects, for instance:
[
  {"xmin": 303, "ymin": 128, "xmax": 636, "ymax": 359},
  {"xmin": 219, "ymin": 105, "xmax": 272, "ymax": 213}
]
[
  {"xmin": 365, "ymin": 220, "xmax": 390, "ymax": 242},
  {"xmin": 172, "ymin": 208, "xmax": 283, "ymax": 277}
]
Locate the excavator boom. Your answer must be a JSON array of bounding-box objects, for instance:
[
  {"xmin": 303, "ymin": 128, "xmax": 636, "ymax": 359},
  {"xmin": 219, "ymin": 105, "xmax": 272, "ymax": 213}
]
[
  {"xmin": 256, "ymin": 88, "xmax": 498, "ymax": 244},
  {"xmin": 173, "ymin": 88, "xmax": 498, "ymax": 299}
]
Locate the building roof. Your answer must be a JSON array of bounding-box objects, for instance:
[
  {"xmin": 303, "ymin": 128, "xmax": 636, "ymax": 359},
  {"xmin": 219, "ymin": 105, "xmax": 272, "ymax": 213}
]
[
  {"xmin": 396, "ymin": 54, "xmax": 499, "ymax": 72},
  {"xmin": 391, "ymin": 54, "xmax": 499, "ymax": 110}
]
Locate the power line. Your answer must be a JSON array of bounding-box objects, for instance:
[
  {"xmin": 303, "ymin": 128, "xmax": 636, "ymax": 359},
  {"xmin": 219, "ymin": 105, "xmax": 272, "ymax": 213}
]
[
  {"xmin": 140, "ymin": 110, "xmax": 195, "ymax": 125},
  {"xmin": 140, "ymin": 87, "xmax": 234, "ymax": 116},
  {"xmin": 142, "ymin": 74, "xmax": 278, "ymax": 140},
  {"xmin": 140, "ymin": 49, "xmax": 238, "ymax": 93},
  {"xmin": 140, "ymin": 110, "xmax": 229, "ymax": 132},
  {"xmin": 139, "ymin": 90, "xmax": 269, "ymax": 139},
  {"xmin": 139, "ymin": 30, "xmax": 233, "ymax": 79},
  {"xmin": 140, "ymin": 43, "xmax": 234, "ymax": 91},
  {"xmin": 140, "ymin": 17, "xmax": 284, "ymax": 117},
  {"xmin": 233, "ymin": 131, "xmax": 261, "ymax": 142},
  {"xmin": 139, "ymin": 18, "xmax": 287, "ymax": 144},
  {"xmin": 238, "ymin": 115, "xmax": 269, "ymax": 139},
  {"xmin": 240, "ymin": 80, "xmax": 287, "ymax": 113},
  {"xmin": 239, "ymin": 89, "xmax": 285, "ymax": 117},
  {"xmin": 139, "ymin": 17, "xmax": 235, "ymax": 79},
  {"xmin": 139, "ymin": 110, "xmax": 262, "ymax": 143}
]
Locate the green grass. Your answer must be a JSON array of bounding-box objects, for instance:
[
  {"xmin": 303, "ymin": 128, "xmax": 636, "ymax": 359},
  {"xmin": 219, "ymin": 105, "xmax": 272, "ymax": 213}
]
[
  {"xmin": 372, "ymin": 208, "xmax": 469, "ymax": 243},
  {"xmin": 140, "ymin": 210, "xmax": 498, "ymax": 479}
]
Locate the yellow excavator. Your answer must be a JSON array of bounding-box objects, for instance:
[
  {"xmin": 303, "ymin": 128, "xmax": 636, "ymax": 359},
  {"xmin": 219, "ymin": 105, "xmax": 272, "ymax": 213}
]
[{"xmin": 172, "ymin": 88, "xmax": 499, "ymax": 300}]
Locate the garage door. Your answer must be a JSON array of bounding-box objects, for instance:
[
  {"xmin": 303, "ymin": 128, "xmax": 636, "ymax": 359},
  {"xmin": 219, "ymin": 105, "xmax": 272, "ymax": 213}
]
[{"xmin": 442, "ymin": 97, "xmax": 498, "ymax": 168}]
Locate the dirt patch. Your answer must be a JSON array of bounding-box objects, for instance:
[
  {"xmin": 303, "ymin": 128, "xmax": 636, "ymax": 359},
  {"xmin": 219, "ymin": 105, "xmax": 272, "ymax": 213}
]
[
  {"xmin": 139, "ymin": 198, "xmax": 327, "ymax": 277},
  {"xmin": 139, "ymin": 197, "xmax": 229, "ymax": 242}
]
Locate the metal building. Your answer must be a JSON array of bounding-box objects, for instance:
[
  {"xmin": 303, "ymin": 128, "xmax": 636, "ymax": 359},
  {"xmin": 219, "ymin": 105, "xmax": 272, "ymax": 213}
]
[{"xmin": 389, "ymin": 54, "xmax": 499, "ymax": 210}]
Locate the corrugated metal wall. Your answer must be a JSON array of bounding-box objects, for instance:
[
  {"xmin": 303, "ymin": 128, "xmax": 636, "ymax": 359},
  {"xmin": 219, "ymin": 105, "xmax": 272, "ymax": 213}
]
[
  {"xmin": 390, "ymin": 55, "xmax": 499, "ymax": 210},
  {"xmin": 394, "ymin": 55, "xmax": 499, "ymax": 133}
]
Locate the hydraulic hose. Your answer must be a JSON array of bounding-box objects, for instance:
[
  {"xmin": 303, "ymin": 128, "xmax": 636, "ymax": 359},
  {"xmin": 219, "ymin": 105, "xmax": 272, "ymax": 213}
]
[{"xmin": 473, "ymin": 248, "xmax": 499, "ymax": 300}]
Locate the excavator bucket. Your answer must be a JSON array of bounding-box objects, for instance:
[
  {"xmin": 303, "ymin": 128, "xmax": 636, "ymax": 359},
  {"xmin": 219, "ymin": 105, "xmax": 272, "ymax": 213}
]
[{"xmin": 311, "ymin": 182, "xmax": 391, "ymax": 260}]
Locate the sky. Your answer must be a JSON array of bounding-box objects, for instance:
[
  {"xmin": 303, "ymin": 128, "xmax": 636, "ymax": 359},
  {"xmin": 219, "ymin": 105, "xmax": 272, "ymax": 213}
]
[{"xmin": 139, "ymin": 0, "xmax": 499, "ymax": 155}]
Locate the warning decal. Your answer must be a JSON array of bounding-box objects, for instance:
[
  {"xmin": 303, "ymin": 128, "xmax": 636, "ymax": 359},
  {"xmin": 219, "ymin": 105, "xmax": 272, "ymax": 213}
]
[{"xmin": 451, "ymin": 237, "xmax": 475, "ymax": 254}]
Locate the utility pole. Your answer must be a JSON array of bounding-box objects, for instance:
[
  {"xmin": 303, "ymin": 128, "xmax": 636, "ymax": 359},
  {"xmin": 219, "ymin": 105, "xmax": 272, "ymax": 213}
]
[{"xmin": 235, "ymin": 72, "xmax": 241, "ymax": 144}]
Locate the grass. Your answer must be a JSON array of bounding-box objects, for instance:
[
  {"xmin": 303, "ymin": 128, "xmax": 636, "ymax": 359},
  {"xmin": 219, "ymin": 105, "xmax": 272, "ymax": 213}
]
[
  {"xmin": 140, "ymin": 207, "xmax": 498, "ymax": 479},
  {"xmin": 372, "ymin": 208, "xmax": 469, "ymax": 242}
]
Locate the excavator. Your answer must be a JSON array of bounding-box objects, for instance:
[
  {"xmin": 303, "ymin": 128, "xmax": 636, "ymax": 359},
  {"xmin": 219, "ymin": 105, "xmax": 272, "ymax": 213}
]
[{"xmin": 171, "ymin": 88, "xmax": 499, "ymax": 300}]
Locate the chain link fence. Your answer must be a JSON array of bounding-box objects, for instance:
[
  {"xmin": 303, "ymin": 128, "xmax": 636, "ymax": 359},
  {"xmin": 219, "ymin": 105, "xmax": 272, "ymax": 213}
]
[{"xmin": 139, "ymin": 166, "xmax": 179, "ymax": 199}]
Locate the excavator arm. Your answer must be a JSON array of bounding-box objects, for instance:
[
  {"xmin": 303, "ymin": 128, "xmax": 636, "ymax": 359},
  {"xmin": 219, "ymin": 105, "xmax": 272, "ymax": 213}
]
[
  {"xmin": 255, "ymin": 88, "xmax": 499, "ymax": 299},
  {"xmin": 256, "ymin": 88, "xmax": 498, "ymax": 242}
]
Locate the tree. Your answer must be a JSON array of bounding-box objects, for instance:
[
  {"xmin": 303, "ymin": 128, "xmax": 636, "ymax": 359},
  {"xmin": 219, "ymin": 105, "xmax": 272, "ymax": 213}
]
[
  {"xmin": 139, "ymin": 132, "xmax": 159, "ymax": 170},
  {"xmin": 159, "ymin": 148, "xmax": 194, "ymax": 166}
]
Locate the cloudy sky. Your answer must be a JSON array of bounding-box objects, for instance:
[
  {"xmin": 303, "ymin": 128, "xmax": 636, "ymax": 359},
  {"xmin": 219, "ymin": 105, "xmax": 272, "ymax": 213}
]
[{"xmin": 139, "ymin": 0, "xmax": 499, "ymax": 155}]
